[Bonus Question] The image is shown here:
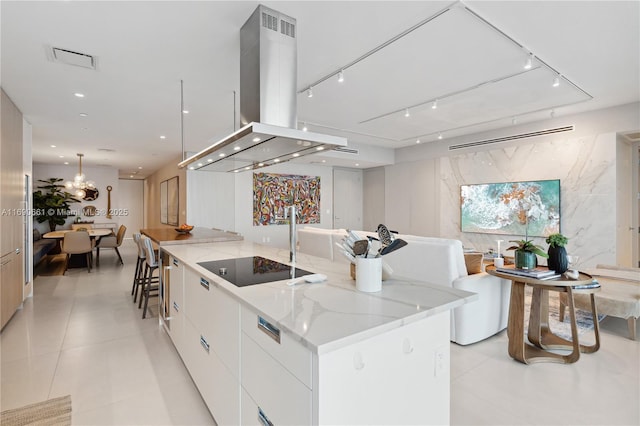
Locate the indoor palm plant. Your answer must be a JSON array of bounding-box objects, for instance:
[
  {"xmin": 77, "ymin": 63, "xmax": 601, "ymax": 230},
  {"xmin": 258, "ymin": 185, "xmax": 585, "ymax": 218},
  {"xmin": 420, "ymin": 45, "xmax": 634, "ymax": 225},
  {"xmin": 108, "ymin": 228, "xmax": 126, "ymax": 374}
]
[
  {"xmin": 33, "ymin": 178, "xmax": 81, "ymax": 232},
  {"xmin": 507, "ymin": 239, "xmax": 548, "ymax": 270},
  {"xmin": 545, "ymin": 233, "xmax": 569, "ymax": 273}
]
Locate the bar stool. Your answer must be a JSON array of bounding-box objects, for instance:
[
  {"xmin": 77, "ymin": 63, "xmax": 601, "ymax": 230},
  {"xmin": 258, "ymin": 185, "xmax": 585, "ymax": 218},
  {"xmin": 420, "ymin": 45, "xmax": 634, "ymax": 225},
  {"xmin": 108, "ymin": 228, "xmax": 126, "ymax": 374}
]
[
  {"xmin": 131, "ymin": 233, "xmax": 145, "ymax": 302},
  {"xmin": 140, "ymin": 236, "xmax": 160, "ymax": 319}
]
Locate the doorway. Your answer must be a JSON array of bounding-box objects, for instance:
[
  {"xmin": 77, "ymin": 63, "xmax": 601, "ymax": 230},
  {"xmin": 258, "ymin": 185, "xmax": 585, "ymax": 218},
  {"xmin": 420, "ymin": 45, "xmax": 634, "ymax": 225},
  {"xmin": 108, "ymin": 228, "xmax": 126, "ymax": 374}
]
[{"xmin": 333, "ymin": 168, "xmax": 363, "ymax": 230}]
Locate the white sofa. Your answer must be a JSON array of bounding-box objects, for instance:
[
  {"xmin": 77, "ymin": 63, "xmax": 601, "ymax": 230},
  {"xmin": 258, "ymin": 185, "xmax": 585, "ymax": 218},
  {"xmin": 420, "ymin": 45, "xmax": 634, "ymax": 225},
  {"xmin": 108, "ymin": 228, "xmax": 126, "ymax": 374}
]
[{"xmin": 297, "ymin": 227, "xmax": 512, "ymax": 345}]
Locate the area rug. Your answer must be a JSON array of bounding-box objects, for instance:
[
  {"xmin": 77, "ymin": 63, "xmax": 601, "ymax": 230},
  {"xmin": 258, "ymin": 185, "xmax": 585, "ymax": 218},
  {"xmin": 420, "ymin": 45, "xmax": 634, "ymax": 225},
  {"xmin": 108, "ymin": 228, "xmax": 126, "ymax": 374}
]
[
  {"xmin": 0, "ymin": 395, "xmax": 71, "ymax": 426},
  {"xmin": 523, "ymin": 287, "xmax": 604, "ymax": 343},
  {"xmin": 34, "ymin": 254, "xmax": 66, "ymax": 277}
]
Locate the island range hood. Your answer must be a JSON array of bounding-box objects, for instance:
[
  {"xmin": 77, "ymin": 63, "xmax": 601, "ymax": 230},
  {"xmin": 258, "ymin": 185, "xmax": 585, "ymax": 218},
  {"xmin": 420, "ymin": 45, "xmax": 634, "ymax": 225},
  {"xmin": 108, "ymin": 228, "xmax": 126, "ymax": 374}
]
[{"xmin": 178, "ymin": 5, "xmax": 347, "ymax": 173}]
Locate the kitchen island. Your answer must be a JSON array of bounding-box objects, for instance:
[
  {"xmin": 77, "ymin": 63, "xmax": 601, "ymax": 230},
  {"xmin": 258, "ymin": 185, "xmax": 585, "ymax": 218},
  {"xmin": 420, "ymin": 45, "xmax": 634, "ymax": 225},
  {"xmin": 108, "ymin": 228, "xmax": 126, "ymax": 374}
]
[{"xmin": 161, "ymin": 240, "xmax": 477, "ymax": 425}]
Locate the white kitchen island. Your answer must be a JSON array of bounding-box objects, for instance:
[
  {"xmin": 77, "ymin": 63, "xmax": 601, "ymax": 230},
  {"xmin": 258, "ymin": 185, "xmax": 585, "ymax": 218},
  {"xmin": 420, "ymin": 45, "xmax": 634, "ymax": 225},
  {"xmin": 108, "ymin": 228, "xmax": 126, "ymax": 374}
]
[{"xmin": 159, "ymin": 240, "xmax": 477, "ymax": 425}]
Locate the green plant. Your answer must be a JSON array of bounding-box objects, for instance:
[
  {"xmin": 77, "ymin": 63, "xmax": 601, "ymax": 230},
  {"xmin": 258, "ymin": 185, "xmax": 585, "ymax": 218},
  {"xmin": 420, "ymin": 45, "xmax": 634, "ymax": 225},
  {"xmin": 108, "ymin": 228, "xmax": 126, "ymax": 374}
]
[
  {"xmin": 33, "ymin": 178, "xmax": 81, "ymax": 232},
  {"xmin": 545, "ymin": 233, "xmax": 568, "ymax": 248},
  {"xmin": 507, "ymin": 239, "xmax": 549, "ymax": 258}
]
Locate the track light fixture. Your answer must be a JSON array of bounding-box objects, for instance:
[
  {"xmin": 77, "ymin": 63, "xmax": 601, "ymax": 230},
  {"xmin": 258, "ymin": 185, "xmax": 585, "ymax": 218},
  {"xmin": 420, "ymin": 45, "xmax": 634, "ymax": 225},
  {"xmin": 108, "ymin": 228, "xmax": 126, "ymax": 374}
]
[
  {"xmin": 550, "ymin": 109, "xmax": 556, "ymax": 118},
  {"xmin": 437, "ymin": 133, "xmax": 443, "ymax": 140},
  {"xmin": 307, "ymin": 87, "xmax": 314, "ymax": 98},
  {"xmin": 302, "ymin": 122, "xmax": 308, "ymax": 132},
  {"xmin": 524, "ymin": 53, "xmax": 533, "ymax": 70},
  {"xmin": 431, "ymin": 100, "xmax": 438, "ymax": 109},
  {"xmin": 552, "ymin": 75, "xmax": 560, "ymax": 87},
  {"xmin": 416, "ymin": 139, "xmax": 421, "ymax": 144},
  {"xmin": 337, "ymin": 70, "xmax": 344, "ymax": 83},
  {"xmin": 404, "ymin": 108, "xmax": 410, "ymax": 118}
]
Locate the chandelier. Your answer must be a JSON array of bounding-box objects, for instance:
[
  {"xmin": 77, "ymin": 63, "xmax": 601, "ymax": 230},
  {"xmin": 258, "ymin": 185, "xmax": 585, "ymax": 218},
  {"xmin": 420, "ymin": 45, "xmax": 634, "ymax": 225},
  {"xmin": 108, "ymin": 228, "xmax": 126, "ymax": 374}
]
[{"xmin": 65, "ymin": 153, "xmax": 95, "ymax": 198}]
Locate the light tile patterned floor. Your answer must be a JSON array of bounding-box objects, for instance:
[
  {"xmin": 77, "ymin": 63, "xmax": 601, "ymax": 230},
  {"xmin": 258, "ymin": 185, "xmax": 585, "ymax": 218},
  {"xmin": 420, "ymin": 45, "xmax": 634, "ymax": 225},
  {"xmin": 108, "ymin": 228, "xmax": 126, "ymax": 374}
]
[{"xmin": 1, "ymin": 240, "xmax": 638, "ymax": 425}]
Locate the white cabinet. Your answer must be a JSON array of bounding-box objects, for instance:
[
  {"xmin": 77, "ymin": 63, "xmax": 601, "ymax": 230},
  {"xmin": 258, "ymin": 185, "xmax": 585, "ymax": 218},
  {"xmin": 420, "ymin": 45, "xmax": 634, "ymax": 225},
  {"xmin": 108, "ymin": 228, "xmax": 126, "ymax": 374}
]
[
  {"xmin": 167, "ymin": 255, "xmax": 184, "ymax": 350},
  {"xmin": 181, "ymin": 266, "xmax": 240, "ymax": 425}
]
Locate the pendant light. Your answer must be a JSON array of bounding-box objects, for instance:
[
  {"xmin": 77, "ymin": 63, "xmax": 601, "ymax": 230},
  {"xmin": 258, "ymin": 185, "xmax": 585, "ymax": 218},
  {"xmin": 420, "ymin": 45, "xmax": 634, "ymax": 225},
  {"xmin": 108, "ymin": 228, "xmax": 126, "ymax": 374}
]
[{"xmin": 65, "ymin": 153, "xmax": 95, "ymax": 198}]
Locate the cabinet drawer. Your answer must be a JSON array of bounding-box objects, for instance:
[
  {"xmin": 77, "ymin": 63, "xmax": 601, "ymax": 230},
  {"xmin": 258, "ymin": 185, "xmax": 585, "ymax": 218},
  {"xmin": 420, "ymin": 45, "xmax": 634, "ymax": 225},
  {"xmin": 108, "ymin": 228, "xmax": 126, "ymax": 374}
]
[
  {"xmin": 241, "ymin": 333, "xmax": 311, "ymax": 426},
  {"xmin": 240, "ymin": 305, "xmax": 312, "ymax": 388},
  {"xmin": 183, "ymin": 317, "xmax": 240, "ymax": 426},
  {"xmin": 184, "ymin": 267, "xmax": 239, "ymax": 376}
]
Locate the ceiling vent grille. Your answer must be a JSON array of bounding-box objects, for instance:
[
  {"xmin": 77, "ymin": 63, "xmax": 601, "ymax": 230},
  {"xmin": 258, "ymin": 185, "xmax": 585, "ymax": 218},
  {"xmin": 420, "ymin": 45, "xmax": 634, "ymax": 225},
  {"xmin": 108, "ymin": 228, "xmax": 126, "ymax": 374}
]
[
  {"xmin": 449, "ymin": 125, "xmax": 574, "ymax": 150},
  {"xmin": 49, "ymin": 47, "xmax": 97, "ymax": 70},
  {"xmin": 262, "ymin": 12, "xmax": 278, "ymax": 31},
  {"xmin": 332, "ymin": 146, "xmax": 359, "ymax": 154}
]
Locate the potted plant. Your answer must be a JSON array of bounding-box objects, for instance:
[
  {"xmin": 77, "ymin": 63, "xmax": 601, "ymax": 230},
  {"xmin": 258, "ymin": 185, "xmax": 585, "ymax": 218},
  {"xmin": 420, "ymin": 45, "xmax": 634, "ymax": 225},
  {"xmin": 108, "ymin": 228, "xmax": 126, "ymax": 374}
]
[
  {"xmin": 546, "ymin": 233, "xmax": 569, "ymax": 273},
  {"xmin": 33, "ymin": 178, "xmax": 81, "ymax": 232},
  {"xmin": 507, "ymin": 239, "xmax": 548, "ymax": 270}
]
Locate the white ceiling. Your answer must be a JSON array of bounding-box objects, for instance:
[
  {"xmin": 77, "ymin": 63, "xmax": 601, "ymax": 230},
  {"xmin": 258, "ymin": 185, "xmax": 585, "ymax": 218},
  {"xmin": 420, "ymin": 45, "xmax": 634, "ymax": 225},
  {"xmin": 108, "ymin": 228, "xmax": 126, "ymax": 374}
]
[{"xmin": 1, "ymin": 1, "xmax": 638, "ymax": 178}]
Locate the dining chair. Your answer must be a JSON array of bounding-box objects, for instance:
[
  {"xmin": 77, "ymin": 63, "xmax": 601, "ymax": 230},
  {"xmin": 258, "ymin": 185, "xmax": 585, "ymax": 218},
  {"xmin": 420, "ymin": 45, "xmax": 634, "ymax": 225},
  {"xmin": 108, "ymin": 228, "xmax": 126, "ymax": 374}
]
[
  {"xmin": 62, "ymin": 230, "xmax": 93, "ymax": 273},
  {"xmin": 95, "ymin": 225, "xmax": 126, "ymax": 266},
  {"xmin": 140, "ymin": 236, "xmax": 160, "ymax": 318}
]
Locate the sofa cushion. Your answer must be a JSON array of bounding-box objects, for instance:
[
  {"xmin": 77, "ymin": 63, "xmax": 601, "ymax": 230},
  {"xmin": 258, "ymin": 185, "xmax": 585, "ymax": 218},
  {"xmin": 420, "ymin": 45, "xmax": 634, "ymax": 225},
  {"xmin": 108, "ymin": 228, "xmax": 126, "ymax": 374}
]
[{"xmin": 464, "ymin": 253, "xmax": 484, "ymax": 275}]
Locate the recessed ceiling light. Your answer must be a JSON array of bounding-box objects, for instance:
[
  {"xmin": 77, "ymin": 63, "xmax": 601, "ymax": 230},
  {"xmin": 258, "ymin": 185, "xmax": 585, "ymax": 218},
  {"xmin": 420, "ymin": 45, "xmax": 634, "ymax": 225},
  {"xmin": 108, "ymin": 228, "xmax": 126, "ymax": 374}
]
[
  {"xmin": 74, "ymin": 93, "xmax": 85, "ymax": 98},
  {"xmin": 316, "ymin": 146, "xmax": 324, "ymax": 151},
  {"xmin": 355, "ymin": 163, "xmax": 360, "ymax": 166},
  {"xmin": 274, "ymin": 158, "xmax": 280, "ymax": 163},
  {"xmin": 404, "ymin": 108, "xmax": 410, "ymax": 118},
  {"xmin": 432, "ymin": 100, "xmax": 438, "ymax": 109},
  {"xmin": 182, "ymin": 110, "xmax": 189, "ymax": 114},
  {"xmin": 50, "ymin": 145, "xmax": 56, "ymax": 148},
  {"xmin": 258, "ymin": 162, "xmax": 264, "ymax": 167},
  {"xmin": 207, "ymin": 159, "xmax": 213, "ymax": 163},
  {"xmin": 292, "ymin": 153, "xmax": 300, "ymax": 157},
  {"xmin": 302, "ymin": 123, "xmax": 308, "ymax": 132},
  {"xmin": 79, "ymin": 113, "xmax": 88, "ymax": 117},
  {"xmin": 59, "ymin": 155, "xmax": 64, "ymax": 158},
  {"xmin": 252, "ymin": 137, "xmax": 261, "ymax": 142},
  {"xmin": 130, "ymin": 175, "xmax": 134, "ymax": 178},
  {"xmin": 64, "ymin": 161, "xmax": 69, "ymax": 165},
  {"xmin": 321, "ymin": 160, "xmax": 326, "ymax": 163},
  {"xmin": 160, "ymin": 135, "xmax": 166, "ymax": 139},
  {"xmin": 234, "ymin": 146, "xmax": 241, "ymax": 151},
  {"xmin": 138, "ymin": 166, "xmax": 142, "ymax": 169},
  {"xmin": 244, "ymin": 166, "xmax": 251, "ymax": 170},
  {"xmin": 234, "ymin": 170, "xmax": 239, "ymax": 173},
  {"xmin": 189, "ymin": 166, "xmax": 195, "ymax": 170},
  {"xmin": 219, "ymin": 153, "xmax": 226, "ymax": 157},
  {"xmin": 197, "ymin": 163, "xmax": 203, "ymax": 167}
]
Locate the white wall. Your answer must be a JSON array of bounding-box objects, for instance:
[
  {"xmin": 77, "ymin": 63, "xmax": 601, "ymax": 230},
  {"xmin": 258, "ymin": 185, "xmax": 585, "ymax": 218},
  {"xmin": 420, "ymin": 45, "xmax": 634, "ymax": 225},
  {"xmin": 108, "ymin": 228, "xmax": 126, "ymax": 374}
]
[
  {"xmin": 33, "ymin": 163, "xmax": 119, "ymax": 232},
  {"xmin": 186, "ymin": 170, "xmax": 236, "ymax": 231},
  {"xmin": 118, "ymin": 179, "xmax": 144, "ymax": 239},
  {"xmin": 363, "ymin": 167, "xmax": 385, "ymax": 232}
]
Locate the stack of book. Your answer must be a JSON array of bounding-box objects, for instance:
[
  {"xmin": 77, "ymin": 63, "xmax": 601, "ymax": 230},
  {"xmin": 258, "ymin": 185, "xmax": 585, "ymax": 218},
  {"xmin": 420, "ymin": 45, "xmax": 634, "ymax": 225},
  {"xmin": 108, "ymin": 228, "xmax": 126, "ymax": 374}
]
[{"xmin": 495, "ymin": 266, "xmax": 561, "ymax": 280}]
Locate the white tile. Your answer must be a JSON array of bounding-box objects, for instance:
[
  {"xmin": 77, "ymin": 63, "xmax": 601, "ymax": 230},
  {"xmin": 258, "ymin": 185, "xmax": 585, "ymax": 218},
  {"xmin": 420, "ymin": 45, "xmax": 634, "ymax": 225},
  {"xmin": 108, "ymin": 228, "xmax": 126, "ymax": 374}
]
[{"xmin": 0, "ymin": 352, "xmax": 60, "ymax": 410}]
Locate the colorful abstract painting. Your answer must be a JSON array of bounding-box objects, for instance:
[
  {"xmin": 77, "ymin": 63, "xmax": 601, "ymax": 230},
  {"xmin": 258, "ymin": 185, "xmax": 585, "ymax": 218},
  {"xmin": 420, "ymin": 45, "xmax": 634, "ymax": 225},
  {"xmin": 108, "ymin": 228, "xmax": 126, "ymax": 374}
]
[{"xmin": 253, "ymin": 173, "xmax": 321, "ymax": 226}]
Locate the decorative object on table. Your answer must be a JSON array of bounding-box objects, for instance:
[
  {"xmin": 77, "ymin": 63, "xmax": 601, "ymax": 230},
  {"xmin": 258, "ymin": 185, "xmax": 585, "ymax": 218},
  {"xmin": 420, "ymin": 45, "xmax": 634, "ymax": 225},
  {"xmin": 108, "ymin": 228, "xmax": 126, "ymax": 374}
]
[
  {"xmin": 460, "ymin": 179, "xmax": 560, "ymax": 237},
  {"xmin": 338, "ymin": 229, "xmax": 398, "ymax": 287},
  {"xmin": 106, "ymin": 185, "xmax": 113, "ymax": 219},
  {"xmin": 252, "ymin": 173, "xmax": 321, "ymax": 226},
  {"xmin": 546, "ymin": 233, "xmax": 569, "ymax": 273},
  {"xmin": 33, "ymin": 178, "xmax": 81, "ymax": 231},
  {"xmin": 65, "ymin": 153, "xmax": 96, "ymax": 198},
  {"xmin": 175, "ymin": 223, "xmax": 194, "ymax": 233},
  {"xmin": 355, "ymin": 256, "xmax": 382, "ymax": 292},
  {"xmin": 507, "ymin": 239, "xmax": 548, "ymax": 270}
]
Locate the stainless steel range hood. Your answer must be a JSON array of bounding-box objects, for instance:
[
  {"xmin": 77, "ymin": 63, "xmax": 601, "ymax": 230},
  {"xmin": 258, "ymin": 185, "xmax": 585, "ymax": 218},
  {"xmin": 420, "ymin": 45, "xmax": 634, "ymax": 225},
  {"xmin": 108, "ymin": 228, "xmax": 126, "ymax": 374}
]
[{"xmin": 179, "ymin": 5, "xmax": 347, "ymax": 173}]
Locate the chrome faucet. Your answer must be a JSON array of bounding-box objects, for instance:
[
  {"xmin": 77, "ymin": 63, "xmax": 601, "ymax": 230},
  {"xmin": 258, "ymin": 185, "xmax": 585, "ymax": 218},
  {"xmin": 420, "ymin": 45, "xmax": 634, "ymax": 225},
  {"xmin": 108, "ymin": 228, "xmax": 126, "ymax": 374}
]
[{"xmin": 287, "ymin": 205, "xmax": 297, "ymax": 265}]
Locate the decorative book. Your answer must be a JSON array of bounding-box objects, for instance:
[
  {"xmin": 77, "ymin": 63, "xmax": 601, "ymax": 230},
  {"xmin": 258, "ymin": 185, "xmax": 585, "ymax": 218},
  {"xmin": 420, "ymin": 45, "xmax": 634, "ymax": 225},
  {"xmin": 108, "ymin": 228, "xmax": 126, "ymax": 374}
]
[{"xmin": 495, "ymin": 266, "xmax": 558, "ymax": 279}]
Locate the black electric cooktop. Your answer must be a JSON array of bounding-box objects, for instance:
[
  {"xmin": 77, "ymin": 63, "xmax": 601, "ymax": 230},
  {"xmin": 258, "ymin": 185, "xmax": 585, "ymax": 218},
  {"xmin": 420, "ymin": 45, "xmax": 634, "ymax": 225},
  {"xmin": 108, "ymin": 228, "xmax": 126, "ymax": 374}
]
[{"xmin": 197, "ymin": 256, "xmax": 313, "ymax": 287}]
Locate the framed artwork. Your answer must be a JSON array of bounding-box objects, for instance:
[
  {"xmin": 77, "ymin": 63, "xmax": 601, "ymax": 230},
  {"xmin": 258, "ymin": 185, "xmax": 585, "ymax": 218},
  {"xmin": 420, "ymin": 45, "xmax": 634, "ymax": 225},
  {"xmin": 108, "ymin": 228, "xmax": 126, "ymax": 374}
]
[
  {"xmin": 460, "ymin": 179, "xmax": 560, "ymax": 237},
  {"xmin": 161, "ymin": 176, "xmax": 179, "ymax": 226},
  {"xmin": 253, "ymin": 173, "xmax": 321, "ymax": 226}
]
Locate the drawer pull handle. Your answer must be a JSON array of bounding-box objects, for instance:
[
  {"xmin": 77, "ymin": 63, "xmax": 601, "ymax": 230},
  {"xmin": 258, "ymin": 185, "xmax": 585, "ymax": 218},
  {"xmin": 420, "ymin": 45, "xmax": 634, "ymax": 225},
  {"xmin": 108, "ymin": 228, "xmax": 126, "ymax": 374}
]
[
  {"xmin": 200, "ymin": 277, "xmax": 210, "ymax": 290},
  {"xmin": 199, "ymin": 335, "xmax": 210, "ymax": 353},
  {"xmin": 258, "ymin": 407, "xmax": 273, "ymax": 426},
  {"xmin": 173, "ymin": 258, "xmax": 179, "ymax": 267},
  {"xmin": 173, "ymin": 301, "xmax": 179, "ymax": 312},
  {"xmin": 257, "ymin": 316, "xmax": 281, "ymax": 344}
]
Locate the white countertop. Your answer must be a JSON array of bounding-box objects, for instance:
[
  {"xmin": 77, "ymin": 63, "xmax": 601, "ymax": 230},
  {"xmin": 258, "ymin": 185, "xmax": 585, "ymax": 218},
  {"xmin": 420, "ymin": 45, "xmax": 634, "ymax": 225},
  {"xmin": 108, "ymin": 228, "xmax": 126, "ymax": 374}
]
[{"xmin": 162, "ymin": 241, "xmax": 478, "ymax": 354}]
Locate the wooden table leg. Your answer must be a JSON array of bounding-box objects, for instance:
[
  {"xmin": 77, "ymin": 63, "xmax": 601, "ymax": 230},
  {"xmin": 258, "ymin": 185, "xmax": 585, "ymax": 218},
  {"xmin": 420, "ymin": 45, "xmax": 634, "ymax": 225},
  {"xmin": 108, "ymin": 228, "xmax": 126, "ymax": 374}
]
[{"xmin": 507, "ymin": 281, "xmax": 527, "ymax": 363}]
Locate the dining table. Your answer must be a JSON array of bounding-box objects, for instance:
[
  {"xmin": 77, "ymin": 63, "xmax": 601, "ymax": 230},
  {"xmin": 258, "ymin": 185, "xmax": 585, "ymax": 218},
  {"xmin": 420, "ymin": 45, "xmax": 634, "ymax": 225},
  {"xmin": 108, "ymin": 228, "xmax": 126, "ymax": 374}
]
[{"xmin": 43, "ymin": 229, "xmax": 113, "ymax": 268}]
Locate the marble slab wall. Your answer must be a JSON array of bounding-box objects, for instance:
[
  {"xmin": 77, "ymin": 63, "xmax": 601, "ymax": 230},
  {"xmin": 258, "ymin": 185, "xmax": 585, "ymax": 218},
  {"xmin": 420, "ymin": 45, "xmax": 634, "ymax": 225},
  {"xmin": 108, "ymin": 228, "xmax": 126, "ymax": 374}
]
[{"xmin": 440, "ymin": 133, "xmax": 617, "ymax": 268}]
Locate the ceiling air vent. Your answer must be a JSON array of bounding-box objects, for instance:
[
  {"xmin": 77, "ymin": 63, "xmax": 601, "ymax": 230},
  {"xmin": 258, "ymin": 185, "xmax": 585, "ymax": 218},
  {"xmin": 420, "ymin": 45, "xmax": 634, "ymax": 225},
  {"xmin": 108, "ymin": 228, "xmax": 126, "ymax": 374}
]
[
  {"xmin": 332, "ymin": 146, "xmax": 359, "ymax": 155},
  {"xmin": 449, "ymin": 125, "xmax": 574, "ymax": 150},
  {"xmin": 48, "ymin": 46, "xmax": 97, "ymax": 70}
]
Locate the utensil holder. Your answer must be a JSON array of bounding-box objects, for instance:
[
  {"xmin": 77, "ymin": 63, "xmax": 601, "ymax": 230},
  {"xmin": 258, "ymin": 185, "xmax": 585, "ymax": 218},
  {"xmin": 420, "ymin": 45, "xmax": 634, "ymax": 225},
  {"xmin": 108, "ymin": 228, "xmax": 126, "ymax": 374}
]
[{"xmin": 355, "ymin": 257, "xmax": 382, "ymax": 292}]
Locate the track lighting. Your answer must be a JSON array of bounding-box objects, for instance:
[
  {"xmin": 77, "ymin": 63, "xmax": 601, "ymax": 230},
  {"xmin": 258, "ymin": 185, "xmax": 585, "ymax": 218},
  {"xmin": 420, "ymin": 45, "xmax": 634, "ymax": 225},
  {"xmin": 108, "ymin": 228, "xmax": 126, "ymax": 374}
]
[
  {"xmin": 307, "ymin": 87, "xmax": 313, "ymax": 98},
  {"xmin": 431, "ymin": 100, "xmax": 438, "ymax": 109},
  {"xmin": 437, "ymin": 133, "xmax": 443, "ymax": 140},
  {"xmin": 337, "ymin": 70, "xmax": 344, "ymax": 83},
  {"xmin": 416, "ymin": 139, "xmax": 421, "ymax": 144},
  {"xmin": 302, "ymin": 122, "xmax": 308, "ymax": 132},
  {"xmin": 404, "ymin": 108, "xmax": 410, "ymax": 118},
  {"xmin": 524, "ymin": 53, "xmax": 533, "ymax": 70},
  {"xmin": 553, "ymin": 75, "xmax": 560, "ymax": 87},
  {"xmin": 550, "ymin": 109, "xmax": 556, "ymax": 118}
]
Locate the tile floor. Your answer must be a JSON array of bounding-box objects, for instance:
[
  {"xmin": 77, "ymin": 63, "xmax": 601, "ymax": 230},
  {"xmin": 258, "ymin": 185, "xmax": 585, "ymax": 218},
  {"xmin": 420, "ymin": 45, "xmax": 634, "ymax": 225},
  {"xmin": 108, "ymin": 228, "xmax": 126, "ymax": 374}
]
[{"xmin": 1, "ymin": 240, "xmax": 638, "ymax": 425}]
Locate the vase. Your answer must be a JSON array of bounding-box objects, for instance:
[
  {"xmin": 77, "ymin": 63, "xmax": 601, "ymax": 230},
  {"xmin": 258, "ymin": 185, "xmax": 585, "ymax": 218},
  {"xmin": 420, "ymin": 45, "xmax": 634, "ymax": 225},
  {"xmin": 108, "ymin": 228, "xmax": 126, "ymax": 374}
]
[
  {"xmin": 547, "ymin": 246, "xmax": 568, "ymax": 273},
  {"xmin": 515, "ymin": 250, "xmax": 537, "ymax": 269}
]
